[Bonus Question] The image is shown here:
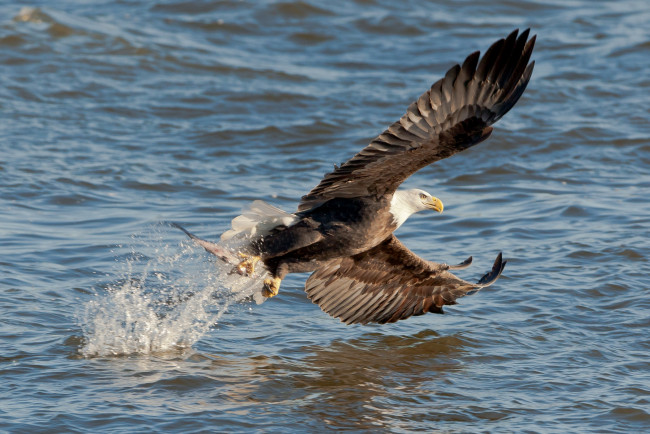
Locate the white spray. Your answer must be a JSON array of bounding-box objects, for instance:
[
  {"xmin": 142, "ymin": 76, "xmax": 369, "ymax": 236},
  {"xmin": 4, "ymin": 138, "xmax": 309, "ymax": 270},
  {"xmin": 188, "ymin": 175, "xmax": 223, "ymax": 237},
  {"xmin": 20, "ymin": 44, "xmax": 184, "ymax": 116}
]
[{"xmin": 78, "ymin": 225, "xmax": 267, "ymax": 357}]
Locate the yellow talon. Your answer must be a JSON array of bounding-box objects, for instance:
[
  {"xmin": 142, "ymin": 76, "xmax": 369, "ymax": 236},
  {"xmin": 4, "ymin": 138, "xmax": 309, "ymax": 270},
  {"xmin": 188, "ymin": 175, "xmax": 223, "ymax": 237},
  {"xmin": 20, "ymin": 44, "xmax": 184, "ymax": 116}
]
[
  {"xmin": 263, "ymin": 277, "xmax": 282, "ymax": 298},
  {"xmin": 236, "ymin": 252, "xmax": 260, "ymax": 276}
]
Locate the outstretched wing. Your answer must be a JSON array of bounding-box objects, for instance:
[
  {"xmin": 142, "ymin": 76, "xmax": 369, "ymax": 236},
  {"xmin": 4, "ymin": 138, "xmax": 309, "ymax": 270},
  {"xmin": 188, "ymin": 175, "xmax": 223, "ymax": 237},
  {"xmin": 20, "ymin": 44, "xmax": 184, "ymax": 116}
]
[
  {"xmin": 298, "ymin": 29, "xmax": 535, "ymax": 212},
  {"xmin": 304, "ymin": 236, "xmax": 506, "ymax": 324}
]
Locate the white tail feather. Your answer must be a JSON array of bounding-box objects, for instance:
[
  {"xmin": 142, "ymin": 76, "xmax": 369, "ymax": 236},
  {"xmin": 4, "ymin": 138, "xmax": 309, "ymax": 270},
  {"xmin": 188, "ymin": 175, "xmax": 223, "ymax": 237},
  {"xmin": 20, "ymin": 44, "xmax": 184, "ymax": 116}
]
[{"xmin": 220, "ymin": 200, "xmax": 297, "ymax": 241}]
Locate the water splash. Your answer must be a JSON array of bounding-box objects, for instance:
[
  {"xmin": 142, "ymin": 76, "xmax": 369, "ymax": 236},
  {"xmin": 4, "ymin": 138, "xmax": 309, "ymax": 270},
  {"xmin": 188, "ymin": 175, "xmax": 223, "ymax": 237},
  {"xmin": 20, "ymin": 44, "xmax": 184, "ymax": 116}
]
[{"xmin": 79, "ymin": 225, "xmax": 267, "ymax": 357}]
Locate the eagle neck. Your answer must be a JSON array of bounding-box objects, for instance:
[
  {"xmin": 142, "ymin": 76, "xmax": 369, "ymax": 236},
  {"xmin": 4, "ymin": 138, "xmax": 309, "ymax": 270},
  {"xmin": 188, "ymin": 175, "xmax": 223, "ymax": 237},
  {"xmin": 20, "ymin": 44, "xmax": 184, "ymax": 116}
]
[{"xmin": 389, "ymin": 190, "xmax": 420, "ymax": 229}]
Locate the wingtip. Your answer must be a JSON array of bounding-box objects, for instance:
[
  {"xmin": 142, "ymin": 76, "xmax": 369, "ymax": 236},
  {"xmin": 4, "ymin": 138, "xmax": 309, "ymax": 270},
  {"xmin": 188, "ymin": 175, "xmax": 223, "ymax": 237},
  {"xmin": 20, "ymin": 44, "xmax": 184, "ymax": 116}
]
[
  {"xmin": 476, "ymin": 252, "xmax": 506, "ymax": 286},
  {"xmin": 525, "ymin": 34, "xmax": 537, "ymax": 56},
  {"xmin": 449, "ymin": 255, "xmax": 473, "ymax": 270},
  {"xmin": 494, "ymin": 252, "xmax": 504, "ymax": 273},
  {"xmin": 507, "ymin": 28, "xmax": 520, "ymax": 40},
  {"xmin": 466, "ymin": 50, "xmax": 481, "ymax": 61}
]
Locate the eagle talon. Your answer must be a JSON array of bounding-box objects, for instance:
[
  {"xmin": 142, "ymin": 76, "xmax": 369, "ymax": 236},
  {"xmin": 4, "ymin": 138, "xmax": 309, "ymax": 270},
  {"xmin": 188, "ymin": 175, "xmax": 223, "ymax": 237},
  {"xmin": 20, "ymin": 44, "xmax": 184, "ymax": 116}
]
[
  {"xmin": 263, "ymin": 277, "xmax": 282, "ymax": 298},
  {"xmin": 236, "ymin": 252, "xmax": 260, "ymax": 276}
]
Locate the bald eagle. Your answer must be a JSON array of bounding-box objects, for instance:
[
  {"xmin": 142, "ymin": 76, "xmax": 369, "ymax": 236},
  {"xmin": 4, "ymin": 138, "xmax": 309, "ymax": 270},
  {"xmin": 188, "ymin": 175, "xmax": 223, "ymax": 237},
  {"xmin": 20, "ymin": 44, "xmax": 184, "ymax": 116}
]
[{"xmin": 174, "ymin": 29, "xmax": 535, "ymax": 324}]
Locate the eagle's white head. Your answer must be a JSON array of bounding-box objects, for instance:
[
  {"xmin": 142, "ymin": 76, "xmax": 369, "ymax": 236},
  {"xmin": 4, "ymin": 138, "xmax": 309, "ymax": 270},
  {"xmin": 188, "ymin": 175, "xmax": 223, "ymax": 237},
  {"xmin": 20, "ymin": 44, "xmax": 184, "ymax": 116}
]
[{"xmin": 389, "ymin": 188, "xmax": 444, "ymax": 228}]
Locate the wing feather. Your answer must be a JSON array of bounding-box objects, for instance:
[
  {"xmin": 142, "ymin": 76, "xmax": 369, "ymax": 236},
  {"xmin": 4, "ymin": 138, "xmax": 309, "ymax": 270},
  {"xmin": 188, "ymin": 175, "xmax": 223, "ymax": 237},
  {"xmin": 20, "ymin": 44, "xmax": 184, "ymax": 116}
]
[
  {"xmin": 305, "ymin": 236, "xmax": 506, "ymax": 325},
  {"xmin": 298, "ymin": 29, "xmax": 535, "ymax": 212}
]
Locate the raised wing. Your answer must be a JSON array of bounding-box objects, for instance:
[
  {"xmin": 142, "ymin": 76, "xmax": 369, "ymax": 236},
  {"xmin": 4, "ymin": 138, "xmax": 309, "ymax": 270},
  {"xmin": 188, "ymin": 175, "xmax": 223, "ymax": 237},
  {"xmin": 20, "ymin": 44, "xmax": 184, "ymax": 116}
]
[
  {"xmin": 298, "ymin": 29, "xmax": 535, "ymax": 212},
  {"xmin": 305, "ymin": 236, "xmax": 505, "ymax": 324}
]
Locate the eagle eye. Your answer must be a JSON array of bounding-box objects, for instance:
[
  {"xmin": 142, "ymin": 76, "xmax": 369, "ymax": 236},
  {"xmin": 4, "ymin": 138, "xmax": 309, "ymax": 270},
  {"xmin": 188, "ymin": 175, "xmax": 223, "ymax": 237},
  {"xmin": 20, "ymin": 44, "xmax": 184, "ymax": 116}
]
[{"xmin": 419, "ymin": 193, "xmax": 427, "ymax": 200}]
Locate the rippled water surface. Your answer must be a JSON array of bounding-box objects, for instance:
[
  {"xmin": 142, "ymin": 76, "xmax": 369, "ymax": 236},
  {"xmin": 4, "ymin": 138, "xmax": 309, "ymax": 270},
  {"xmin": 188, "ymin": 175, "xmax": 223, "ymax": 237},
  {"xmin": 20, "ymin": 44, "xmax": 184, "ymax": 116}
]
[{"xmin": 1, "ymin": 0, "xmax": 649, "ymax": 431}]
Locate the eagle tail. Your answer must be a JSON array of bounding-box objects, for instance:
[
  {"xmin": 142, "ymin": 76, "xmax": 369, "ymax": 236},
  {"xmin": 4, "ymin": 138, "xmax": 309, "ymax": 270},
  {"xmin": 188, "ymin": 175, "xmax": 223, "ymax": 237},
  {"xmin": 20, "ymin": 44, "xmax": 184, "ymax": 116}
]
[{"xmin": 221, "ymin": 200, "xmax": 298, "ymax": 241}]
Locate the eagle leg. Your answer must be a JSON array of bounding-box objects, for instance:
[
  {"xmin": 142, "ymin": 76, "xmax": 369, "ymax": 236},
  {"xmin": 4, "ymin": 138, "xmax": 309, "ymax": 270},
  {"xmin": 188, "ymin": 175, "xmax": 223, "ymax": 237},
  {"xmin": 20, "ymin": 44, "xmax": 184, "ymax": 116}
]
[
  {"xmin": 262, "ymin": 277, "xmax": 282, "ymax": 298},
  {"xmin": 235, "ymin": 252, "xmax": 260, "ymax": 276}
]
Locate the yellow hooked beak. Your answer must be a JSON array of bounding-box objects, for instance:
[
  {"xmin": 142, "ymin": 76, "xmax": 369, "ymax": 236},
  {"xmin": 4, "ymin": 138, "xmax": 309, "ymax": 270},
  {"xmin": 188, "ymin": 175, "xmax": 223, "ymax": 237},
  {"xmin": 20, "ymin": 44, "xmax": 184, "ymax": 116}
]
[{"xmin": 427, "ymin": 196, "xmax": 444, "ymax": 214}]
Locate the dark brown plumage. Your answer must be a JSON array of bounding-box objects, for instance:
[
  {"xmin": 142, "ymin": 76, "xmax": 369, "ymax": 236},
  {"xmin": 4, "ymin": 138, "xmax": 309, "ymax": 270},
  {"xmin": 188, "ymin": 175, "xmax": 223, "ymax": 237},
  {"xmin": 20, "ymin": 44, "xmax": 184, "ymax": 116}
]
[
  {"xmin": 306, "ymin": 237, "xmax": 505, "ymax": 324},
  {"xmin": 175, "ymin": 29, "xmax": 535, "ymax": 325}
]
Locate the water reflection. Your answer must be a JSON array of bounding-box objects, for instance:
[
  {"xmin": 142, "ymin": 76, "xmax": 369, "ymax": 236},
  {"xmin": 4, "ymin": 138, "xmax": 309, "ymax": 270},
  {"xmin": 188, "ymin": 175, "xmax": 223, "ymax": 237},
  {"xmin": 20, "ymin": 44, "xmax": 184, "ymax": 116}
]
[{"xmin": 246, "ymin": 329, "xmax": 474, "ymax": 429}]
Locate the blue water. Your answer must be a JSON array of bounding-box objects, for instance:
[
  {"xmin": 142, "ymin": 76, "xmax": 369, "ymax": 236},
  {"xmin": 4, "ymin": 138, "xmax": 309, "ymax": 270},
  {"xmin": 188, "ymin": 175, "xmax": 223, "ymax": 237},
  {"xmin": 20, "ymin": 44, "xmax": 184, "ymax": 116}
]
[{"xmin": 1, "ymin": 0, "xmax": 649, "ymax": 431}]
